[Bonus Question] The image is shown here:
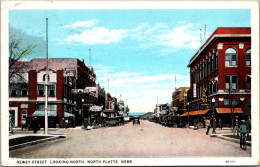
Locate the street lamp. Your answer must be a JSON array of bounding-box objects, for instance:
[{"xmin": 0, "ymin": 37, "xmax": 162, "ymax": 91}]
[{"xmin": 212, "ymin": 98, "xmax": 216, "ymax": 134}]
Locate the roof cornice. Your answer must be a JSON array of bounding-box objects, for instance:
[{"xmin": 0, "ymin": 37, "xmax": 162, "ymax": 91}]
[{"xmin": 188, "ymin": 34, "xmax": 251, "ymax": 67}]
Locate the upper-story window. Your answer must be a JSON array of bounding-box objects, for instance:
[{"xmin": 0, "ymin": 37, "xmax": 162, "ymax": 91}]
[
  {"xmin": 38, "ymin": 84, "xmax": 56, "ymax": 96},
  {"xmin": 246, "ymin": 48, "xmax": 251, "ymax": 66},
  {"xmin": 225, "ymin": 48, "xmax": 237, "ymax": 67},
  {"xmin": 246, "ymin": 75, "xmax": 251, "ymax": 90},
  {"xmin": 215, "ymin": 51, "xmax": 218, "ymax": 68},
  {"xmin": 225, "ymin": 75, "xmax": 237, "ymax": 90},
  {"xmin": 9, "ymin": 83, "xmax": 28, "ymax": 96},
  {"xmin": 43, "ymin": 74, "xmax": 50, "ymax": 81}
]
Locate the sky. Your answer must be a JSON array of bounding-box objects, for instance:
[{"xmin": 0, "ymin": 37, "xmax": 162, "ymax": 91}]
[{"xmin": 9, "ymin": 9, "xmax": 251, "ymax": 113}]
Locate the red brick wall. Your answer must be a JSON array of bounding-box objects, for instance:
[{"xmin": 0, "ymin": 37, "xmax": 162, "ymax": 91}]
[
  {"xmin": 29, "ymin": 70, "xmax": 37, "ymax": 100},
  {"xmin": 57, "ymin": 103, "xmax": 63, "ymax": 123},
  {"xmin": 28, "ymin": 103, "xmax": 36, "ymax": 116},
  {"xmin": 57, "ymin": 70, "xmax": 63, "ymax": 100}
]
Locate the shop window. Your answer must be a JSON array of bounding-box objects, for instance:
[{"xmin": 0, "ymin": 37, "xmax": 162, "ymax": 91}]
[
  {"xmin": 246, "ymin": 49, "xmax": 251, "ymax": 66},
  {"xmin": 22, "ymin": 110, "xmax": 27, "ymax": 119},
  {"xmin": 225, "ymin": 75, "xmax": 237, "ymax": 90},
  {"xmin": 225, "ymin": 48, "xmax": 237, "ymax": 67}
]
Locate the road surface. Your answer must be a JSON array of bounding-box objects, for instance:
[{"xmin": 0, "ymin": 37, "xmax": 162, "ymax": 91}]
[{"xmin": 10, "ymin": 120, "xmax": 251, "ymax": 158}]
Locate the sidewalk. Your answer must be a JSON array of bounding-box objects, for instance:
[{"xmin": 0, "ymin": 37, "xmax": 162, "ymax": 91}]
[
  {"xmin": 9, "ymin": 130, "xmax": 67, "ymax": 151},
  {"xmin": 189, "ymin": 126, "xmax": 251, "ymax": 146}
]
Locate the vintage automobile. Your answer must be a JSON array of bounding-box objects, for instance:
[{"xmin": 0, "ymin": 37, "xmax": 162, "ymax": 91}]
[{"xmin": 133, "ymin": 117, "xmax": 140, "ymax": 125}]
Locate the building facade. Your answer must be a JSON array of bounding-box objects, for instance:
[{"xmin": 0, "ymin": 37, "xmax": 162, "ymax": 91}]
[
  {"xmin": 172, "ymin": 87, "xmax": 190, "ymax": 115},
  {"xmin": 187, "ymin": 27, "xmax": 251, "ymax": 125},
  {"xmin": 9, "ymin": 58, "xmax": 96, "ymax": 127}
]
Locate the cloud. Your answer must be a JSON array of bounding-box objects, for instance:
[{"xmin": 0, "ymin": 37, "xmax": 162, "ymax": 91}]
[
  {"xmin": 62, "ymin": 27, "xmax": 127, "ymax": 45},
  {"xmin": 157, "ymin": 24, "xmax": 200, "ymax": 49},
  {"xmin": 61, "ymin": 20, "xmax": 96, "ymax": 28},
  {"xmin": 93, "ymin": 64, "xmax": 190, "ymax": 112}
]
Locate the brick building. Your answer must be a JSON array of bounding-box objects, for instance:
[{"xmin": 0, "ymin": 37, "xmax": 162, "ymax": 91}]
[
  {"xmin": 186, "ymin": 27, "xmax": 251, "ymax": 126},
  {"xmin": 172, "ymin": 87, "xmax": 190, "ymax": 115},
  {"xmin": 9, "ymin": 58, "xmax": 96, "ymax": 127}
]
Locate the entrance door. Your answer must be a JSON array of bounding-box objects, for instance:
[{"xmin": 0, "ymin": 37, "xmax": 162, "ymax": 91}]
[
  {"xmin": 9, "ymin": 110, "xmax": 15, "ymax": 125},
  {"xmin": 9, "ymin": 107, "xmax": 18, "ymax": 127}
]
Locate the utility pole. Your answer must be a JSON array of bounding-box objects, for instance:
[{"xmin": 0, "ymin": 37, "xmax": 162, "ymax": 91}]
[{"xmin": 44, "ymin": 18, "xmax": 49, "ymax": 135}]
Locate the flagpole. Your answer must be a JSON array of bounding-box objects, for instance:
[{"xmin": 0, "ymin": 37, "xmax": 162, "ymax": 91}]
[{"xmin": 45, "ymin": 18, "xmax": 49, "ymax": 135}]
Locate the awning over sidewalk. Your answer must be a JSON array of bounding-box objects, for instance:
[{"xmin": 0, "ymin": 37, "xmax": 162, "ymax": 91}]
[
  {"xmin": 64, "ymin": 112, "xmax": 75, "ymax": 117},
  {"xmin": 216, "ymin": 108, "xmax": 243, "ymax": 114},
  {"xmin": 182, "ymin": 109, "xmax": 211, "ymax": 116},
  {"xmin": 32, "ymin": 110, "xmax": 57, "ymax": 117}
]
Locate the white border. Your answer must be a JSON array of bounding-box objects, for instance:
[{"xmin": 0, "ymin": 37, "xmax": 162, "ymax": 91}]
[{"xmin": 1, "ymin": 1, "xmax": 259, "ymax": 166}]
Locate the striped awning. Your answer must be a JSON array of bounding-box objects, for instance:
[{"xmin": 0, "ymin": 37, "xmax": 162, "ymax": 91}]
[
  {"xmin": 32, "ymin": 110, "xmax": 57, "ymax": 117},
  {"xmin": 216, "ymin": 108, "xmax": 243, "ymax": 114},
  {"xmin": 182, "ymin": 109, "xmax": 211, "ymax": 116}
]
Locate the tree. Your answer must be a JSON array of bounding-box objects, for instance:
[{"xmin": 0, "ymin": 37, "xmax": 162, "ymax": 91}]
[{"xmin": 9, "ymin": 33, "xmax": 37, "ymax": 82}]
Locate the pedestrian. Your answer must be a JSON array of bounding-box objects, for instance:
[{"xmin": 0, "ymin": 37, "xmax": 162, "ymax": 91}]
[
  {"xmin": 238, "ymin": 120, "xmax": 248, "ymax": 148},
  {"xmin": 233, "ymin": 118, "xmax": 239, "ymax": 136},
  {"xmin": 246, "ymin": 116, "xmax": 251, "ymax": 135},
  {"xmin": 205, "ymin": 117, "xmax": 211, "ymax": 135},
  {"xmin": 218, "ymin": 117, "xmax": 222, "ymax": 130}
]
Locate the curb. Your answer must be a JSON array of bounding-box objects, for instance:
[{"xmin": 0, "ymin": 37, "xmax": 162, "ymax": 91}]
[
  {"xmin": 9, "ymin": 135, "xmax": 65, "ymax": 151},
  {"xmin": 210, "ymin": 134, "xmax": 251, "ymax": 146}
]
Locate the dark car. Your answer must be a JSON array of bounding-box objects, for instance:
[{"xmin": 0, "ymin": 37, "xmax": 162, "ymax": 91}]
[{"xmin": 133, "ymin": 117, "xmax": 140, "ymax": 125}]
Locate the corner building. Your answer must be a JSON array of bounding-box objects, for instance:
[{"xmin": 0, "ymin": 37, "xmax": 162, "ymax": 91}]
[
  {"xmin": 187, "ymin": 27, "xmax": 251, "ymax": 126},
  {"xmin": 9, "ymin": 58, "xmax": 96, "ymax": 127}
]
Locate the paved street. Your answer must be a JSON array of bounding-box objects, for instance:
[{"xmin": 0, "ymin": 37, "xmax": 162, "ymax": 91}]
[{"xmin": 10, "ymin": 120, "xmax": 251, "ymax": 158}]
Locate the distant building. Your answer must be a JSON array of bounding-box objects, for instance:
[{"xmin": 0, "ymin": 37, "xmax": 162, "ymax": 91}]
[
  {"xmin": 187, "ymin": 27, "xmax": 251, "ymax": 126},
  {"xmin": 172, "ymin": 87, "xmax": 190, "ymax": 115}
]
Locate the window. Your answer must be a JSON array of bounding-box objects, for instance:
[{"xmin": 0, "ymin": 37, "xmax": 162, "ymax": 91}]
[
  {"xmin": 38, "ymin": 84, "xmax": 45, "ymax": 95},
  {"xmin": 22, "ymin": 110, "xmax": 27, "ymax": 119},
  {"xmin": 224, "ymin": 98, "xmax": 240, "ymax": 107},
  {"xmin": 38, "ymin": 84, "xmax": 56, "ymax": 96},
  {"xmin": 48, "ymin": 85, "xmax": 56, "ymax": 96},
  {"xmin": 246, "ymin": 75, "xmax": 251, "ymax": 90},
  {"xmin": 9, "ymin": 83, "xmax": 28, "ymax": 96},
  {"xmin": 21, "ymin": 83, "xmax": 28, "ymax": 96},
  {"xmin": 225, "ymin": 75, "xmax": 237, "ymax": 90},
  {"xmin": 225, "ymin": 48, "xmax": 237, "ymax": 67},
  {"xmin": 246, "ymin": 49, "xmax": 251, "ymax": 66},
  {"xmin": 208, "ymin": 59, "xmax": 211, "ymax": 75},
  {"xmin": 43, "ymin": 74, "xmax": 50, "ymax": 81},
  {"xmin": 215, "ymin": 51, "xmax": 218, "ymax": 68}
]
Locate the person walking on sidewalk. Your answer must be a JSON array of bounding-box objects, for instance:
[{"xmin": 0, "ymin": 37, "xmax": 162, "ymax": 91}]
[
  {"xmin": 205, "ymin": 117, "xmax": 211, "ymax": 135},
  {"xmin": 233, "ymin": 118, "xmax": 239, "ymax": 136}
]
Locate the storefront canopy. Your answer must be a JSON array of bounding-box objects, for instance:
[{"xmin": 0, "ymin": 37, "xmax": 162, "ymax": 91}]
[
  {"xmin": 64, "ymin": 112, "xmax": 75, "ymax": 117},
  {"xmin": 216, "ymin": 108, "xmax": 243, "ymax": 114},
  {"xmin": 32, "ymin": 110, "xmax": 57, "ymax": 117},
  {"xmin": 182, "ymin": 109, "xmax": 211, "ymax": 116}
]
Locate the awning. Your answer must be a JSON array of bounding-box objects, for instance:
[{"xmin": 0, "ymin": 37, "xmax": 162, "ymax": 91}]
[
  {"xmin": 182, "ymin": 109, "xmax": 211, "ymax": 116},
  {"xmin": 64, "ymin": 112, "xmax": 75, "ymax": 117},
  {"xmin": 32, "ymin": 110, "xmax": 57, "ymax": 117},
  {"xmin": 216, "ymin": 108, "xmax": 243, "ymax": 114}
]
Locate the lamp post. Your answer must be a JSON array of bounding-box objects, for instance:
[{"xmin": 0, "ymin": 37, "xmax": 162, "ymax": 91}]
[
  {"xmin": 212, "ymin": 98, "xmax": 216, "ymax": 134},
  {"xmin": 187, "ymin": 102, "xmax": 190, "ymax": 126}
]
